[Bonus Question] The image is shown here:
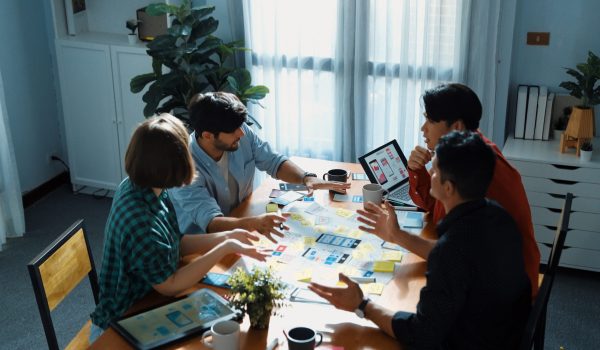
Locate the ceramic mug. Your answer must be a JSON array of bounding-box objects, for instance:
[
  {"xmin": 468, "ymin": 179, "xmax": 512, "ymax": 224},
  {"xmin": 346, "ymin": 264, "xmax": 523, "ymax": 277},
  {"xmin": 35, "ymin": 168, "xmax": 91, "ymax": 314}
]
[
  {"xmin": 322, "ymin": 169, "xmax": 350, "ymax": 182},
  {"xmin": 362, "ymin": 183, "xmax": 387, "ymax": 208},
  {"xmin": 285, "ymin": 326, "xmax": 323, "ymax": 350},
  {"xmin": 201, "ymin": 320, "xmax": 240, "ymax": 350}
]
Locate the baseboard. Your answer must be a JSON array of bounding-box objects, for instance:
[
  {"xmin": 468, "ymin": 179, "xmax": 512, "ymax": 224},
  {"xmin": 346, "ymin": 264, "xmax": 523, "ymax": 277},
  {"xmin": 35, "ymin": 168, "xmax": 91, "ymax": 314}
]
[{"xmin": 22, "ymin": 171, "xmax": 71, "ymax": 208}]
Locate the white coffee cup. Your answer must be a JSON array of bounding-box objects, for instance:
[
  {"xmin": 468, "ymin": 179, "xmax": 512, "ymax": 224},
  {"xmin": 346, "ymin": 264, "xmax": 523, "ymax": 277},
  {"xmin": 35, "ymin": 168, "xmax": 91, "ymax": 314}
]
[
  {"xmin": 362, "ymin": 183, "xmax": 386, "ymax": 208},
  {"xmin": 201, "ymin": 320, "xmax": 240, "ymax": 350}
]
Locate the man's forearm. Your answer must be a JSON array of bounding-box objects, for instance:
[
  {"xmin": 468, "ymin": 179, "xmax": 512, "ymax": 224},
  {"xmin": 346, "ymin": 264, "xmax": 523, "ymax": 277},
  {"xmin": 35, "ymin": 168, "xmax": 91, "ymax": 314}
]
[
  {"xmin": 180, "ymin": 231, "xmax": 229, "ymax": 256},
  {"xmin": 207, "ymin": 216, "xmax": 254, "ymax": 233},
  {"xmin": 394, "ymin": 230, "xmax": 436, "ymax": 260},
  {"xmin": 364, "ymin": 301, "xmax": 397, "ymax": 338},
  {"xmin": 275, "ymin": 160, "xmax": 305, "ymax": 184}
]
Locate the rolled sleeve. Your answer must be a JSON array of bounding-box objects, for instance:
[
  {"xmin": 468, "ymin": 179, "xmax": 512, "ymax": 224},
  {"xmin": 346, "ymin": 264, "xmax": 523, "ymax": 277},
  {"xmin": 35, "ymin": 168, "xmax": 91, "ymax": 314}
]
[
  {"xmin": 169, "ymin": 180, "xmax": 223, "ymax": 234},
  {"xmin": 391, "ymin": 311, "xmax": 416, "ymax": 344},
  {"xmin": 243, "ymin": 124, "xmax": 288, "ymax": 177},
  {"xmin": 408, "ymin": 167, "xmax": 436, "ymax": 212}
]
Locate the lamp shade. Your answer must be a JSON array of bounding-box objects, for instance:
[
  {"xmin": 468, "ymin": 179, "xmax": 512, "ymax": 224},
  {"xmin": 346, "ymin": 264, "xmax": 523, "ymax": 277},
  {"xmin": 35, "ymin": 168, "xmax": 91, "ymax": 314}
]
[{"xmin": 565, "ymin": 106, "xmax": 595, "ymax": 139}]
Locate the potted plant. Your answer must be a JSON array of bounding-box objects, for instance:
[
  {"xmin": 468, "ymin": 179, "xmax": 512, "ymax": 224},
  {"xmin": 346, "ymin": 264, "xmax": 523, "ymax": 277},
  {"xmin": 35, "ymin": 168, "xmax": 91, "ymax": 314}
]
[
  {"xmin": 129, "ymin": 1, "xmax": 268, "ymax": 126},
  {"xmin": 126, "ymin": 19, "xmax": 139, "ymax": 44},
  {"xmin": 580, "ymin": 141, "xmax": 593, "ymax": 161},
  {"xmin": 559, "ymin": 51, "xmax": 600, "ymax": 142},
  {"xmin": 227, "ymin": 268, "xmax": 286, "ymax": 329}
]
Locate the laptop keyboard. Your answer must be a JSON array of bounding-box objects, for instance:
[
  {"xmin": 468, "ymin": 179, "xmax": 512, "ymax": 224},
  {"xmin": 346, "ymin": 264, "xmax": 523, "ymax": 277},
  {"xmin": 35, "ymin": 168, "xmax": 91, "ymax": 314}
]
[{"xmin": 388, "ymin": 186, "xmax": 411, "ymax": 202}]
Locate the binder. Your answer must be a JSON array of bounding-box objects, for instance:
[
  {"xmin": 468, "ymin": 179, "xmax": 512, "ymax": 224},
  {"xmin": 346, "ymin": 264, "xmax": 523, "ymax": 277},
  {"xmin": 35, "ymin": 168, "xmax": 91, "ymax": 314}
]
[
  {"xmin": 524, "ymin": 86, "xmax": 539, "ymax": 140},
  {"xmin": 542, "ymin": 93, "xmax": 555, "ymax": 140},
  {"xmin": 515, "ymin": 85, "xmax": 529, "ymax": 139},
  {"xmin": 534, "ymin": 86, "xmax": 548, "ymax": 140}
]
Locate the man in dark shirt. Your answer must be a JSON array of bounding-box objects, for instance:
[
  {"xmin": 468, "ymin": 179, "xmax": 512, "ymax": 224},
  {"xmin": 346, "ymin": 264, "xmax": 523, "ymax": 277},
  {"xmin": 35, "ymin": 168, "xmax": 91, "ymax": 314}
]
[{"xmin": 309, "ymin": 131, "xmax": 531, "ymax": 349}]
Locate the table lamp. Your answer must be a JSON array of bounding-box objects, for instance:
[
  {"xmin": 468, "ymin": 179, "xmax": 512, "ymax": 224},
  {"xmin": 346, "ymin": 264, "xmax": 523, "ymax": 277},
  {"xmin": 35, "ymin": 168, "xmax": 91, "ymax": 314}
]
[{"xmin": 560, "ymin": 106, "xmax": 596, "ymax": 156}]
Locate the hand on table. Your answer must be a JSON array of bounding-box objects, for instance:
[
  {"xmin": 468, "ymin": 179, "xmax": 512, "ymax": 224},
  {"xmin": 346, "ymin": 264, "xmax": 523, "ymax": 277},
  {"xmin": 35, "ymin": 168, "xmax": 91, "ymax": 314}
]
[
  {"xmin": 408, "ymin": 145, "xmax": 433, "ymax": 171},
  {"xmin": 308, "ymin": 273, "xmax": 364, "ymax": 312},
  {"xmin": 222, "ymin": 239, "xmax": 270, "ymax": 262},
  {"xmin": 226, "ymin": 228, "xmax": 260, "ymax": 245},
  {"xmin": 248, "ymin": 213, "xmax": 289, "ymax": 243},
  {"xmin": 356, "ymin": 201, "xmax": 405, "ymax": 244},
  {"xmin": 304, "ymin": 177, "xmax": 351, "ymax": 195}
]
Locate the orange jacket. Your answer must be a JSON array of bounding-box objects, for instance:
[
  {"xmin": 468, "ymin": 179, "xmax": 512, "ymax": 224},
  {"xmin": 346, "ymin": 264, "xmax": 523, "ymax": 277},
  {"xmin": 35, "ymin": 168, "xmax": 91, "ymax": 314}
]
[{"xmin": 408, "ymin": 132, "xmax": 540, "ymax": 298}]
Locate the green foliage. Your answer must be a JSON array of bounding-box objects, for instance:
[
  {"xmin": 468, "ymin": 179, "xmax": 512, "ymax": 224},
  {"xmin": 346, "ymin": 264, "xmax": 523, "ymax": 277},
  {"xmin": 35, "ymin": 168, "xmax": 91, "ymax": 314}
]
[
  {"xmin": 130, "ymin": 0, "xmax": 269, "ymax": 126},
  {"xmin": 227, "ymin": 268, "xmax": 286, "ymax": 329},
  {"xmin": 559, "ymin": 51, "xmax": 600, "ymax": 108},
  {"xmin": 126, "ymin": 19, "xmax": 139, "ymax": 35},
  {"xmin": 581, "ymin": 141, "xmax": 593, "ymax": 152}
]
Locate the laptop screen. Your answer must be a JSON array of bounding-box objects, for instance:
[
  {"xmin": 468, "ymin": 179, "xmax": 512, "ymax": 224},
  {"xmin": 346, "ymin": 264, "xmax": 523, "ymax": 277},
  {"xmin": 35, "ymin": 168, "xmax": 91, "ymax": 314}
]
[{"xmin": 358, "ymin": 140, "xmax": 410, "ymax": 192}]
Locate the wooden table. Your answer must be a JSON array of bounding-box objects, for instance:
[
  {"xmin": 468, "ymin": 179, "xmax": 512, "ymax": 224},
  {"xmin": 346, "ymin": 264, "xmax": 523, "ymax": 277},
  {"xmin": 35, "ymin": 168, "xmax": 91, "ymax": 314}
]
[{"xmin": 90, "ymin": 157, "xmax": 433, "ymax": 350}]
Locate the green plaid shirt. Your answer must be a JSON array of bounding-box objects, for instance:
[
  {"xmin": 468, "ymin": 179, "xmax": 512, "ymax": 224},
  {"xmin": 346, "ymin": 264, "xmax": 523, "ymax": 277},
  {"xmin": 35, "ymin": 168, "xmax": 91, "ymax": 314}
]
[{"xmin": 91, "ymin": 178, "xmax": 181, "ymax": 329}]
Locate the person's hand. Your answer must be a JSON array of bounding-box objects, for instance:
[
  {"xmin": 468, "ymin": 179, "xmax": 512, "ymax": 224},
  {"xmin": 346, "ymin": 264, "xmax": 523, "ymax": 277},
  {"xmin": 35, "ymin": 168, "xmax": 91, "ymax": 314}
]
[
  {"xmin": 407, "ymin": 145, "xmax": 433, "ymax": 171},
  {"xmin": 249, "ymin": 213, "xmax": 289, "ymax": 243},
  {"xmin": 356, "ymin": 201, "xmax": 403, "ymax": 243},
  {"xmin": 304, "ymin": 177, "xmax": 351, "ymax": 195},
  {"xmin": 308, "ymin": 273, "xmax": 364, "ymax": 312},
  {"xmin": 222, "ymin": 239, "xmax": 270, "ymax": 262},
  {"xmin": 226, "ymin": 229, "xmax": 260, "ymax": 245}
]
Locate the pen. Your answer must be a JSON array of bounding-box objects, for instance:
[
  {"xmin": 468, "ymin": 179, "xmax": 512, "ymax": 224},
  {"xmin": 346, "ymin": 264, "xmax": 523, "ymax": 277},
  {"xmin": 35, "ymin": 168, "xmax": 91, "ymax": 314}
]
[
  {"xmin": 393, "ymin": 205, "xmax": 419, "ymax": 211},
  {"xmin": 266, "ymin": 337, "xmax": 280, "ymax": 350},
  {"xmin": 349, "ymin": 276, "xmax": 376, "ymax": 284}
]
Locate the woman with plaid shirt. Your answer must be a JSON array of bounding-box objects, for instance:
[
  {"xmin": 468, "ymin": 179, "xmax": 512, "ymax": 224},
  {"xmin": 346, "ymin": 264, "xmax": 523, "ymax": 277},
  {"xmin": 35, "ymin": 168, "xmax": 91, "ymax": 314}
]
[{"xmin": 89, "ymin": 114, "xmax": 269, "ymax": 342}]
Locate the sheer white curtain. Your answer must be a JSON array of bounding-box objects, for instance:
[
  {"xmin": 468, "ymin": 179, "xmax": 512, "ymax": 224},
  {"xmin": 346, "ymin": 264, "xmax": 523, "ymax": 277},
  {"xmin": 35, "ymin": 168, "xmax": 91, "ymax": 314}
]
[
  {"xmin": 242, "ymin": 0, "xmax": 500, "ymax": 161},
  {"xmin": 0, "ymin": 70, "xmax": 25, "ymax": 251}
]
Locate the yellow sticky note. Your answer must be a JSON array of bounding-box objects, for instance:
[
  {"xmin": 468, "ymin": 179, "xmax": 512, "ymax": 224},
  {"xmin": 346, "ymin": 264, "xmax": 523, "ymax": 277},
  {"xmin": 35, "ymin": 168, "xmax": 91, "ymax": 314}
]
[
  {"xmin": 300, "ymin": 219, "xmax": 313, "ymax": 227},
  {"xmin": 347, "ymin": 229, "xmax": 364, "ymax": 239},
  {"xmin": 303, "ymin": 236, "xmax": 316, "ymax": 247},
  {"xmin": 381, "ymin": 251, "xmax": 403, "ymax": 262},
  {"xmin": 296, "ymin": 269, "xmax": 313, "ymax": 283},
  {"xmin": 314, "ymin": 225, "xmax": 328, "ymax": 233},
  {"xmin": 335, "ymin": 208, "xmax": 354, "ymax": 218},
  {"xmin": 291, "ymin": 213, "xmax": 304, "ymax": 221},
  {"xmin": 373, "ymin": 261, "xmax": 395, "ymax": 273},
  {"xmin": 336, "ymin": 265, "xmax": 360, "ymax": 276},
  {"xmin": 358, "ymin": 242, "xmax": 374, "ymax": 253},
  {"xmin": 333, "ymin": 225, "xmax": 349, "ymax": 234},
  {"xmin": 266, "ymin": 203, "xmax": 279, "ymax": 213},
  {"xmin": 352, "ymin": 250, "xmax": 367, "ymax": 260},
  {"xmin": 361, "ymin": 283, "xmax": 385, "ymax": 295}
]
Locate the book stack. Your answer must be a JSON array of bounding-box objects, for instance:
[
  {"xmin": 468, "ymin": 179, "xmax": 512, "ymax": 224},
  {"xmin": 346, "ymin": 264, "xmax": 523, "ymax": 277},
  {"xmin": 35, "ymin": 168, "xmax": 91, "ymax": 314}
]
[{"xmin": 514, "ymin": 85, "xmax": 555, "ymax": 140}]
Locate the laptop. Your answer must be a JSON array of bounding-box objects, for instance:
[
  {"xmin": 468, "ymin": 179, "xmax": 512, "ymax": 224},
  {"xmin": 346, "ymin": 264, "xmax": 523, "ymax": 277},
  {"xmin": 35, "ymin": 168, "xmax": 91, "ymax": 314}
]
[{"xmin": 358, "ymin": 139, "xmax": 416, "ymax": 207}]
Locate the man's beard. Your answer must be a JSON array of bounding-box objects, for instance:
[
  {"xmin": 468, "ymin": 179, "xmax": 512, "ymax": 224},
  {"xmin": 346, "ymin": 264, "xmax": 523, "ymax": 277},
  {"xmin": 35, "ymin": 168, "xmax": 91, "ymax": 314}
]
[{"xmin": 214, "ymin": 138, "xmax": 240, "ymax": 152}]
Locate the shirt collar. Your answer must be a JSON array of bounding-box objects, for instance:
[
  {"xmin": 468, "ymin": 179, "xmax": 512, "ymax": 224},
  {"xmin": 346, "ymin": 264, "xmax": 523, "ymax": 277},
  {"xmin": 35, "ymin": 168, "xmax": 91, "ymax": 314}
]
[
  {"xmin": 131, "ymin": 182, "xmax": 166, "ymax": 210},
  {"xmin": 191, "ymin": 131, "xmax": 222, "ymax": 167},
  {"xmin": 436, "ymin": 198, "xmax": 488, "ymax": 236}
]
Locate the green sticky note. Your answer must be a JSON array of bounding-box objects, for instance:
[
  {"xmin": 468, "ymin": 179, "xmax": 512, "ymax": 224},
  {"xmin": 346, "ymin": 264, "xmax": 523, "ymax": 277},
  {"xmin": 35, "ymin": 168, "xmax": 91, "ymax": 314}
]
[
  {"xmin": 266, "ymin": 203, "xmax": 279, "ymax": 213},
  {"xmin": 373, "ymin": 260, "xmax": 395, "ymax": 273}
]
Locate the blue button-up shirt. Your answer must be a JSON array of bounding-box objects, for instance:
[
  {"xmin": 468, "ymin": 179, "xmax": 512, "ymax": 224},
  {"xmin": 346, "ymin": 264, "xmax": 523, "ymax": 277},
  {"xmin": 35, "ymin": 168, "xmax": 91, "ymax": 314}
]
[{"xmin": 170, "ymin": 124, "xmax": 288, "ymax": 233}]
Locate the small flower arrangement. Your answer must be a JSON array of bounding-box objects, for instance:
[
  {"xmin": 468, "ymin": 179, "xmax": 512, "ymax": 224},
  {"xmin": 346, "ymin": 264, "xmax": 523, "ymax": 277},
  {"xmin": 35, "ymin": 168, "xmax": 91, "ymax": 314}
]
[
  {"xmin": 227, "ymin": 267, "xmax": 286, "ymax": 329},
  {"xmin": 581, "ymin": 142, "xmax": 593, "ymax": 152}
]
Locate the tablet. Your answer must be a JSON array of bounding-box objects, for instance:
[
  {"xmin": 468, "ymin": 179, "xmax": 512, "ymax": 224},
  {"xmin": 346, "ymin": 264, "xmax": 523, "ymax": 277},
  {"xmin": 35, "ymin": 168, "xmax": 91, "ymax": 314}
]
[{"xmin": 111, "ymin": 288, "xmax": 241, "ymax": 350}]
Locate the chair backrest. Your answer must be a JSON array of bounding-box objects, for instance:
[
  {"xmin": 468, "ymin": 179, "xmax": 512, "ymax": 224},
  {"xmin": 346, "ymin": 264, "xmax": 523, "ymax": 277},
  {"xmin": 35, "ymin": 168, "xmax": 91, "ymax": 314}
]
[
  {"xmin": 519, "ymin": 273, "xmax": 555, "ymax": 350},
  {"xmin": 545, "ymin": 192, "xmax": 573, "ymax": 276},
  {"xmin": 27, "ymin": 219, "xmax": 99, "ymax": 350}
]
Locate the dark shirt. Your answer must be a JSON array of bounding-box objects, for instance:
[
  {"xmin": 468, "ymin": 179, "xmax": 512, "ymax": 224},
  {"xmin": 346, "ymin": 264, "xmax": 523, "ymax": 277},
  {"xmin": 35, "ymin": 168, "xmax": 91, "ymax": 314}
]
[{"xmin": 391, "ymin": 199, "xmax": 531, "ymax": 349}]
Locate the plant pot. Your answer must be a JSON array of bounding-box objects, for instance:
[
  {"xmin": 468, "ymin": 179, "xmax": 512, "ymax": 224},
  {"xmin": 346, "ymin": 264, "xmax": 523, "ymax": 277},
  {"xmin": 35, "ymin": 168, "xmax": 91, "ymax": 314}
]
[
  {"xmin": 580, "ymin": 150, "xmax": 593, "ymax": 162},
  {"xmin": 128, "ymin": 34, "xmax": 138, "ymax": 45},
  {"xmin": 553, "ymin": 129, "xmax": 564, "ymax": 140},
  {"xmin": 248, "ymin": 305, "xmax": 272, "ymax": 329}
]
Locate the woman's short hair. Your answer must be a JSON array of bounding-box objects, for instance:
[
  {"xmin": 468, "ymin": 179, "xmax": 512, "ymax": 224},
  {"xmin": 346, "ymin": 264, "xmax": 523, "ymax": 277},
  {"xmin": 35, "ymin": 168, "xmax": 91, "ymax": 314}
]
[{"xmin": 125, "ymin": 114, "xmax": 195, "ymax": 188}]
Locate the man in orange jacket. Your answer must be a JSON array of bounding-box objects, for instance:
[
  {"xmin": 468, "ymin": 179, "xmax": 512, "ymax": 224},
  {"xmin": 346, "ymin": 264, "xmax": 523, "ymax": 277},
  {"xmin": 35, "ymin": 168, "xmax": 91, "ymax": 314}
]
[{"xmin": 404, "ymin": 83, "xmax": 539, "ymax": 297}]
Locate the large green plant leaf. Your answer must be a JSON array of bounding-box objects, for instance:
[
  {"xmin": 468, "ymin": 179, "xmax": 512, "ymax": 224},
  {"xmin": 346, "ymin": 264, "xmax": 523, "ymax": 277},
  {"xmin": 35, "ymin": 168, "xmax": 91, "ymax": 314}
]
[
  {"xmin": 130, "ymin": 73, "xmax": 156, "ymax": 93},
  {"xmin": 145, "ymin": 3, "xmax": 178, "ymax": 16},
  {"xmin": 190, "ymin": 17, "xmax": 219, "ymax": 41}
]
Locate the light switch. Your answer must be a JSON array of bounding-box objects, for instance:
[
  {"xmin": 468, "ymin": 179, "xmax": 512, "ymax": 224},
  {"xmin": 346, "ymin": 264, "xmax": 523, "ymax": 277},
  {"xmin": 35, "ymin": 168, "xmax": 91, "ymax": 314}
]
[{"xmin": 527, "ymin": 32, "xmax": 550, "ymax": 46}]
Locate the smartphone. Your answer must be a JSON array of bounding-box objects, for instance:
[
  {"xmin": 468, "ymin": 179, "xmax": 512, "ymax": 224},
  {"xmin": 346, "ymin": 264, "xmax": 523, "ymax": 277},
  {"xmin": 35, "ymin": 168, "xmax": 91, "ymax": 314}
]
[
  {"xmin": 369, "ymin": 159, "xmax": 388, "ymax": 185},
  {"xmin": 351, "ymin": 173, "xmax": 369, "ymax": 181},
  {"xmin": 279, "ymin": 183, "xmax": 308, "ymax": 191},
  {"xmin": 200, "ymin": 272, "xmax": 232, "ymax": 289},
  {"xmin": 316, "ymin": 233, "xmax": 361, "ymax": 248}
]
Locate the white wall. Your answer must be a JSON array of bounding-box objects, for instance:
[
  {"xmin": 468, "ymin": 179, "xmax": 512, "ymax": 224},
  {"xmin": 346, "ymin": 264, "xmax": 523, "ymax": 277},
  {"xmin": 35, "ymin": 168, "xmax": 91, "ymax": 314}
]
[
  {"xmin": 508, "ymin": 0, "xmax": 600, "ymax": 135},
  {"xmin": 0, "ymin": 0, "xmax": 63, "ymax": 193}
]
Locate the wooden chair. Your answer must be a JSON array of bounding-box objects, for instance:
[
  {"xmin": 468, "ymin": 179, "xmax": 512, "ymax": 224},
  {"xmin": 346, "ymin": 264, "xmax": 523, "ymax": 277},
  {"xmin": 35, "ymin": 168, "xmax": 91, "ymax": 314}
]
[
  {"xmin": 525, "ymin": 193, "xmax": 573, "ymax": 350},
  {"xmin": 28, "ymin": 220, "xmax": 100, "ymax": 350}
]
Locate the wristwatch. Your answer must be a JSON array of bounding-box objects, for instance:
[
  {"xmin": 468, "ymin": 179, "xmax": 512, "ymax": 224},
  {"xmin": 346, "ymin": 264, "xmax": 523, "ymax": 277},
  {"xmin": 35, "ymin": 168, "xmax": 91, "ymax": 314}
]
[
  {"xmin": 302, "ymin": 171, "xmax": 317, "ymax": 185},
  {"xmin": 354, "ymin": 298, "xmax": 370, "ymax": 319}
]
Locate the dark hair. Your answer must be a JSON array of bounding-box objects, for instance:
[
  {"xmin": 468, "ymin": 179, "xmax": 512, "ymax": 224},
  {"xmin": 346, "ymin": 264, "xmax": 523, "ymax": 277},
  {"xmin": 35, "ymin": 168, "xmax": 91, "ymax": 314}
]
[
  {"xmin": 125, "ymin": 114, "xmax": 195, "ymax": 188},
  {"xmin": 435, "ymin": 131, "xmax": 496, "ymax": 200},
  {"xmin": 188, "ymin": 92, "xmax": 247, "ymax": 136},
  {"xmin": 422, "ymin": 83, "xmax": 482, "ymax": 130}
]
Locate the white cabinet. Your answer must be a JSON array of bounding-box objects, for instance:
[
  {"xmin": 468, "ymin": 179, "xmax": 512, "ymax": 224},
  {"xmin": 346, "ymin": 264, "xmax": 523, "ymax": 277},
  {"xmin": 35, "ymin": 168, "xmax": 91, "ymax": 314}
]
[
  {"xmin": 503, "ymin": 137, "xmax": 600, "ymax": 271},
  {"xmin": 56, "ymin": 39, "xmax": 150, "ymax": 190}
]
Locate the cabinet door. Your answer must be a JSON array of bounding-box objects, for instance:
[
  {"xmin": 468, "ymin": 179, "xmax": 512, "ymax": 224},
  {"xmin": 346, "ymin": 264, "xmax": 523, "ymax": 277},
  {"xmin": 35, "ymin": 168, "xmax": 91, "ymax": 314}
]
[
  {"xmin": 56, "ymin": 41, "xmax": 121, "ymax": 189},
  {"xmin": 110, "ymin": 46, "xmax": 152, "ymax": 178}
]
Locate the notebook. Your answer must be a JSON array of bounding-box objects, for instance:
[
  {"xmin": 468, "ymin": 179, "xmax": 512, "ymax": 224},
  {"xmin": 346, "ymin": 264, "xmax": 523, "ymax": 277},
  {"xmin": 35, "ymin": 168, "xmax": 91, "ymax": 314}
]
[{"xmin": 358, "ymin": 140, "xmax": 415, "ymax": 207}]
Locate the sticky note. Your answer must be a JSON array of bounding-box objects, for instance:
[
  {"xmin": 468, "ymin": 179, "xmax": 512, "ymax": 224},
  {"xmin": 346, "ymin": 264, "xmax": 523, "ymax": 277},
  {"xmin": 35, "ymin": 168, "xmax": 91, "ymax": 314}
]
[
  {"xmin": 303, "ymin": 236, "xmax": 316, "ymax": 246},
  {"xmin": 335, "ymin": 208, "xmax": 354, "ymax": 218},
  {"xmin": 333, "ymin": 225, "xmax": 349, "ymax": 234},
  {"xmin": 314, "ymin": 225, "xmax": 328, "ymax": 233},
  {"xmin": 361, "ymin": 283, "xmax": 385, "ymax": 295},
  {"xmin": 347, "ymin": 229, "xmax": 364, "ymax": 239},
  {"xmin": 381, "ymin": 251, "xmax": 403, "ymax": 262},
  {"xmin": 358, "ymin": 242, "xmax": 374, "ymax": 252},
  {"xmin": 266, "ymin": 203, "xmax": 279, "ymax": 213},
  {"xmin": 296, "ymin": 269, "xmax": 313, "ymax": 283},
  {"xmin": 291, "ymin": 213, "xmax": 304, "ymax": 221},
  {"xmin": 373, "ymin": 261, "xmax": 395, "ymax": 272}
]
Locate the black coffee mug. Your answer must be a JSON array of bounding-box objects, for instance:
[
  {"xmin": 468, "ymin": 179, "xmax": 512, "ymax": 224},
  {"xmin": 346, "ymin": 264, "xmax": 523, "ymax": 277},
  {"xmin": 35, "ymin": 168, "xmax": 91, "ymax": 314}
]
[
  {"xmin": 322, "ymin": 168, "xmax": 349, "ymax": 182},
  {"xmin": 285, "ymin": 327, "xmax": 323, "ymax": 350}
]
